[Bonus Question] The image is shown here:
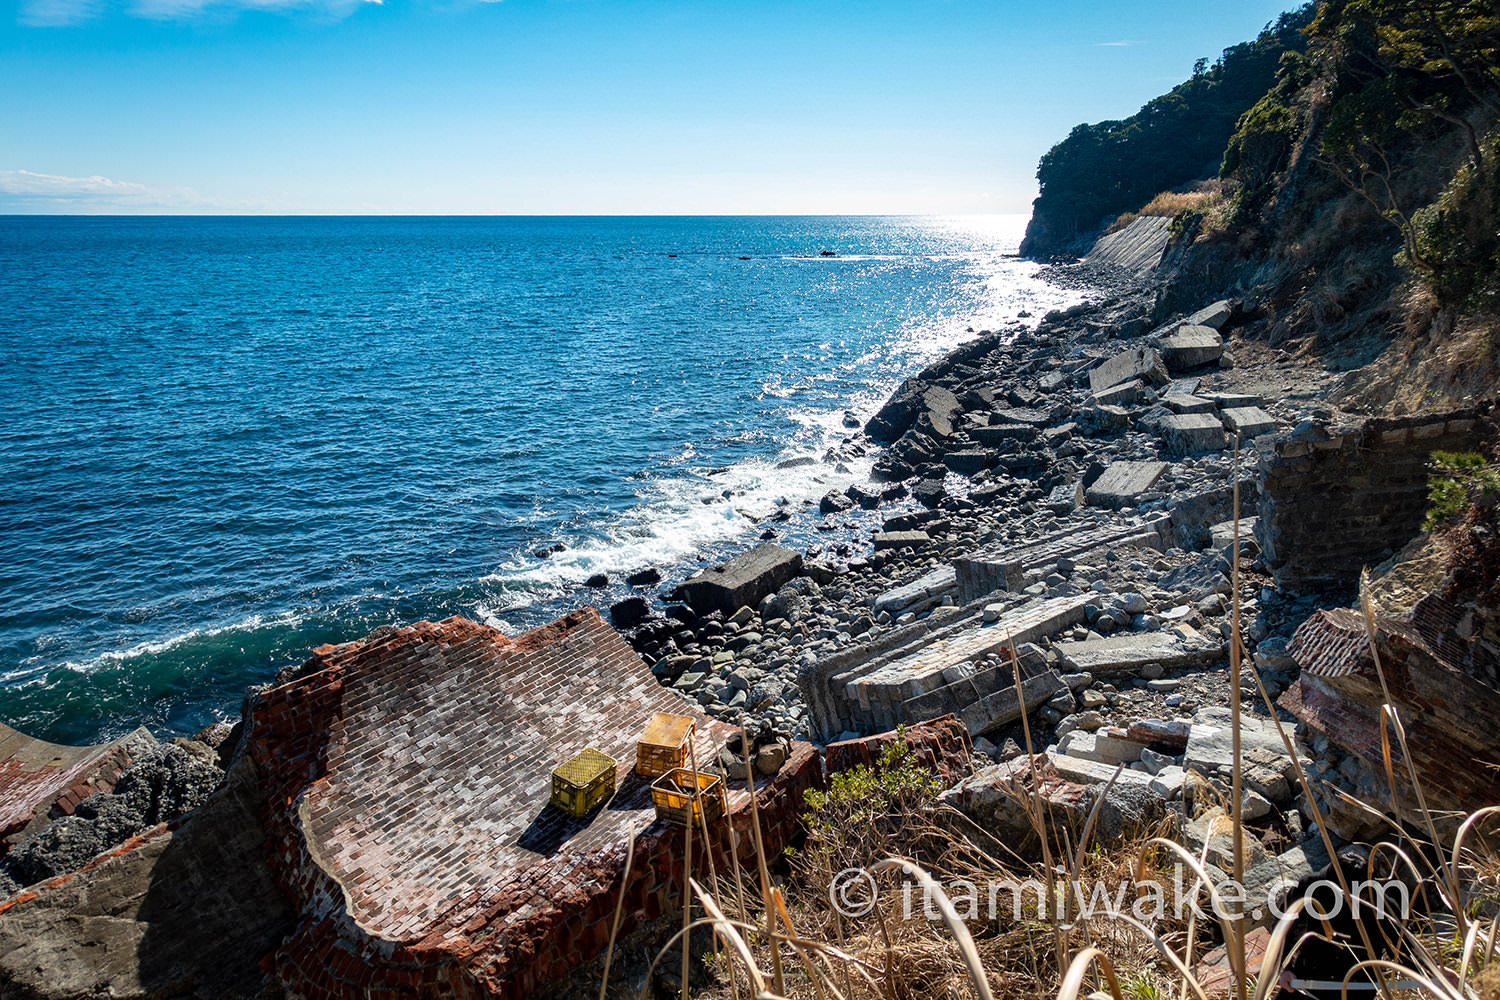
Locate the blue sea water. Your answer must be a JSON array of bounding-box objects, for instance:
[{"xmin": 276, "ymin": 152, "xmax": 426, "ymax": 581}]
[{"xmin": 0, "ymin": 215, "xmax": 1084, "ymax": 744}]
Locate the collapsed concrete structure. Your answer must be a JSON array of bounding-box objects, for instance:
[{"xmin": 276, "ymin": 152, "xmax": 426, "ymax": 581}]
[{"xmin": 0, "ymin": 610, "xmax": 820, "ymax": 999}]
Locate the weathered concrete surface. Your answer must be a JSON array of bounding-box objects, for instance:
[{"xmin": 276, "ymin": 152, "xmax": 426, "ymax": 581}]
[
  {"xmin": 1159, "ymin": 413, "xmax": 1229, "ymax": 455},
  {"xmin": 1055, "ymin": 628, "xmax": 1225, "ymax": 677},
  {"xmin": 1085, "ymin": 461, "xmax": 1169, "ymax": 509},
  {"xmin": 799, "ymin": 594, "xmax": 1090, "ymax": 738},
  {"xmin": 1158, "ymin": 325, "xmax": 1224, "ymax": 370},
  {"xmin": 0, "ymin": 754, "xmax": 296, "ymax": 1000},
  {"xmin": 1089, "ymin": 347, "xmax": 1170, "ymax": 394},
  {"xmin": 866, "ymin": 380, "xmax": 963, "ymax": 442},
  {"xmin": 678, "ymin": 543, "xmax": 803, "ymax": 616},
  {"xmin": 954, "ymin": 516, "xmax": 1170, "ymax": 603},
  {"xmin": 1081, "ymin": 215, "xmax": 1172, "ymax": 274},
  {"xmin": 1183, "ymin": 706, "xmax": 1293, "ymax": 775},
  {"xmin": 873, "ymin": 531, "xmax": 931, "ymax": 551},
  {"xmin": 872, "ymin": 566, "xmax": 956, "ymax": 618},
  {"xmin": 1220, "ymin": 406, "xmax": 1278, "ymax": 438},
  {"xmin": 1161, "ymin": 393, "xmax": 1217, "ymax": 414},
  {"xmin": 1184, "ymin": 300, "xmax": 1232, "ymax": 330}
]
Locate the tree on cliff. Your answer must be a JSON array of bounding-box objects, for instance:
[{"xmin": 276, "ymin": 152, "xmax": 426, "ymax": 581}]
[{"xmin": 1018, "ymin": 4, "xmax": 1317, "ymax": 259}]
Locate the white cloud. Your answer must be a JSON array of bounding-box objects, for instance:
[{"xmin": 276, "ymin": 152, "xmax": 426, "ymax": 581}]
[
  {"xmin": 0, "ymin": 169, "xmax": 207, "ymax": 212},
  {"xmin": 19, "ymin": 0, "xmax": 379, "ymax": 23},
  {"xmin": 1097, "ymin": 39, "xmax": 1145, "ymax": 47}
]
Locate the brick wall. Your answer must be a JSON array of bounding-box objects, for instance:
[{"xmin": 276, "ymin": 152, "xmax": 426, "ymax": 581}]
[
  {"xmin": 1257, "ymin": 407, "xmax": 1492, "ymax": 590},
  {"xmin": 245, "ymin": 609, "xmax": 821, "ymax": 1000},
  {"xmin": 825, "ymin": 715, "xmax": 973, "ymax": 786}
]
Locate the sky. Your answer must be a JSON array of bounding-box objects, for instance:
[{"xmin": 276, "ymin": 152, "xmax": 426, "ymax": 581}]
[{"xmin": 1, "ymin": 0, "xmax": 1302, "ymax": 215}]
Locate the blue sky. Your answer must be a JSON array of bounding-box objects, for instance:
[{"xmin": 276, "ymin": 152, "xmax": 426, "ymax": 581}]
[{"xmin": 2, "ymin": 0, "xmax": 1301, "ymax": 214}]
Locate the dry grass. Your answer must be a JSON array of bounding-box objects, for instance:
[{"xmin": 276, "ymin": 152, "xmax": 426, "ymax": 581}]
[{"xmin": 1106, "ymin": 181, "xmax": 1228, "ymax": 235}]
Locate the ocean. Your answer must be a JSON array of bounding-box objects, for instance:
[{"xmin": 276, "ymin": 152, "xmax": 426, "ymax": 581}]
[{"xmin": 0, "ymin": 215, "xmax": 1084, "ymax": 744}]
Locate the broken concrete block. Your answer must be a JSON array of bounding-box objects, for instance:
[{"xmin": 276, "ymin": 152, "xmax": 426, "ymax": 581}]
[
  {"xmin": 1159, "ymin": 325, "xmax": 1225, "ymax": 371},
  {"xmin": 1220, "ymin": 406, "xmax": 1278, "ymax": 439},
  {"xmin": 1149, "ymin": 765, "xmax": 1187, "ymax": 799},
  {"xmin": 1047, "ymin": 751, "xmax": 1154, "ymax": 788},
  {"xmin": 873, "ymin": 531, "xmax": 931, "ymax": 551},
  {"xmin": 1085, "ymin": 461, "xmax": 1169, "ymax": 509},
  {"xmin": 1203, "ymin": 391, "xmax": 1263, "ymax": 410},
  {"xmin": 872, "ymin": 566, "xmax": 956, "ymax": 618},
  {"xmin": 1209, "ymin": 518, "xmax": 1257, "ymax": 553},
  {"xmin": 1162, "ymin": 394, "xmax": 1218, "ymax": 414},
  {"xmin": 1183, "ymin": 707, "xmax": 1293, "ymax": 775},
  {"xmin": 1185, "ymin": 300, "xmax": 1232, "ymax": 330},
  {"xmin": 1061, "ymin": 730, "xmax": 1146, "ymax": 765},
  {"xmin": 680, "ymin": 544, "xmax": 803, "ymax": 616},
  {"xmin": 1159, "ymin": 413, "xmax": 1229, "ymax": 455},
  {"xmin": 1092, "ymin": 379, "xmax": 1144, "ymax": 407},
  {"xmin": 1089, "ymin": 348, "xmax": 1170, "ymax": 393},
  {"xmin": 944, "ymin": 449, "xmax": 999, "ymax": 474},
  {"xmin": 1055, "ymin": 632, "xmax": 1225, "ymax": 677}
]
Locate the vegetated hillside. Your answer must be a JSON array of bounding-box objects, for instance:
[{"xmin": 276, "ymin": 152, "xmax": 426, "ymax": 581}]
[
  {"xmin": 1027, "ymin": 0, "xmax": 1500, "ymax": 413},
  {"xmin": 1155, "ymin": 0, "xmax": 1500, "ymax": 413},
  {"xmin": 1018, "ymin": 5, "xmax": 1316, "ymax": 260}
]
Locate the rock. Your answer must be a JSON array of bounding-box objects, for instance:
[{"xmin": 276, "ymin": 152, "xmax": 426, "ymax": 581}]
[
  {"xmin": 1161, "ymin": 550, "xmax": 1233, "ymax": 600},
  {"xmin": 625, "ymin": 567, "xmax": 662, "ymax": 587},
  {"xmin": 584, "ymin": 573, "xmax": 610, "ymax": 588},
  {"xmin": 820, "ymin": 490, "xmax": 856, "ymax": 515},
  {"xmin": 866, "ymin": 382, "xmax": 963, "ymax": 442},
  {"xmin": 1089, "ymin": 348, "xmax": 1170, "ymax": 393},
  {"xmin": 845, "ymin": 483, "xmax": 883, "ymax": 510},
  {"xmin": 678, "ymin": 544, "xmax": 803, "ymax": 617},
  {"xmin": 1085, "ymin": 461, "xmax": 1169, "ymax": 509},
  {"xmin": 754, "ymin": 742, "xmax": 789, "ymax": 775},
  {"xmin": 609, "ymin": 596, "xmax": 650, "ymax": 628},
  {"xmin": 1158, "ymin": 325, "xmax": 1224, "ymax": 370},
  {"xmin": 1091, "ymin": 379, "xmax": 1144, "ymax": 407},
  {"xmin": 534, "ymin": 543, "xmax": 566, "ymax": 558}
]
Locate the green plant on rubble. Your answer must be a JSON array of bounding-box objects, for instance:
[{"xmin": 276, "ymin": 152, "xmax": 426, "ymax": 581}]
[
  {"xmin": 801, "ymin": 731, "xmax": 944, "ymax": 860},
  {"xmin": 1424, "ymin": 450, "xmax": 1500, "ymax": 532}
]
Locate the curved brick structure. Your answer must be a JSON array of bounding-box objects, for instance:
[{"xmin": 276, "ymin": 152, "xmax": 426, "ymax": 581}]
[{"xmin": 248, "ymin": 609, "xmax": 819, "ymax": 999}]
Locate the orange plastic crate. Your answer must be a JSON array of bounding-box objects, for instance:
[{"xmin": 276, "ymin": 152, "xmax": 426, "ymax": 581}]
[
  {"xmin": 650, "ymin": 768, "xmax": 725, "ymax": 827},
  {"xmin": 635, "ymin": 712, "xmax": 695, "ymax": 777}
]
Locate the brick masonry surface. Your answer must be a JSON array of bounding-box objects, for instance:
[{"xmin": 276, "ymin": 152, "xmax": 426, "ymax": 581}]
[
  {"xmin": 247, "ymin": 608, "xmax": 821, "ymax": 1000},
  {"xmin": 1257, "ymin": 407, "xmax": 1493, "ymax": 590}
]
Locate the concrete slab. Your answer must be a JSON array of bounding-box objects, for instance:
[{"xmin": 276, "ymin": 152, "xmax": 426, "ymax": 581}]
[
  {"xmin": 1184, "ymin": 706, "xmax": 1294, "ymax": 775},
  {"xmin": 1202, "ymin": 391, "xmax": 1263, "ymax": 410},
  {"xmin": 679, "ymin": 543, "xmax": 804, "ymax": 616},
  {"xmin": 1159, "ymin": 413, "xmax": 1229, "ymax": 455},
  {"xmin": 1159, "ymin": 325, "xmax": 1224, "ymax": 371},
  {"xmin": 1058, "ymin": 730, "xmax": 1145, "ymax": 765},
  {"xmin": 1209, "ymin": 517, "xmax": 1258, "ymax": 552},
  {"xmin": 1089, "ymin": 348, "xmax": 1170, "ymax": 393},
  {"xmin": 873, "ymin": 531, "xmax": 931, "ymax": 551},
  {"xmin": 1162, "ymin": 394, "xmax": 1218, "ymax": 414},
  {"xmin": 1046, "ymin": 752, "xmax": 1153, "ymax": 787},
  {"xmin": 955, "ymin": 517, "xmax": 1171, "ymax": 603},
  {"xmin": 1055, "ymin": 631, "xmax": 1226, "ymax": 677},
  {"xmin": 1185, "ymin": 300, "xmax": 1233, "ymax": 330},
  {"xmin": 1085, "ymin": 461, "xmax": 1170, "ymax": 509},
  {"xmin": 973, "ymin": 423, "xmax": 1040, "ymax": 446},
  {"xmin": 1091, "ymin": 379, "xmax": 1144, "ymax": 407},
  {"xmin": 991, "ymin": 406, "xmax": 1053, "ymax": 427},
  {"xmin": 873, "ymin": 566, "xmax": 957, "ymax": 617},
  {"xmin": 1220, "ymin": 406, "xmax": 1278, "ymax": 438}
]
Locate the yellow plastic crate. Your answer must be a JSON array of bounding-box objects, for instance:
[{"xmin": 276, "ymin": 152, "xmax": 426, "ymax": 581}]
[
  {"xmin": 650, "ymin": 768, "xmax": 725, "ymax": 828},
  {"xmin": 635, "ymin": 712, "xmax": 695, "ymax": 778},
  {"xmin": 550, "ymin": 747, "xmax": 617, "ymax": 818}
]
